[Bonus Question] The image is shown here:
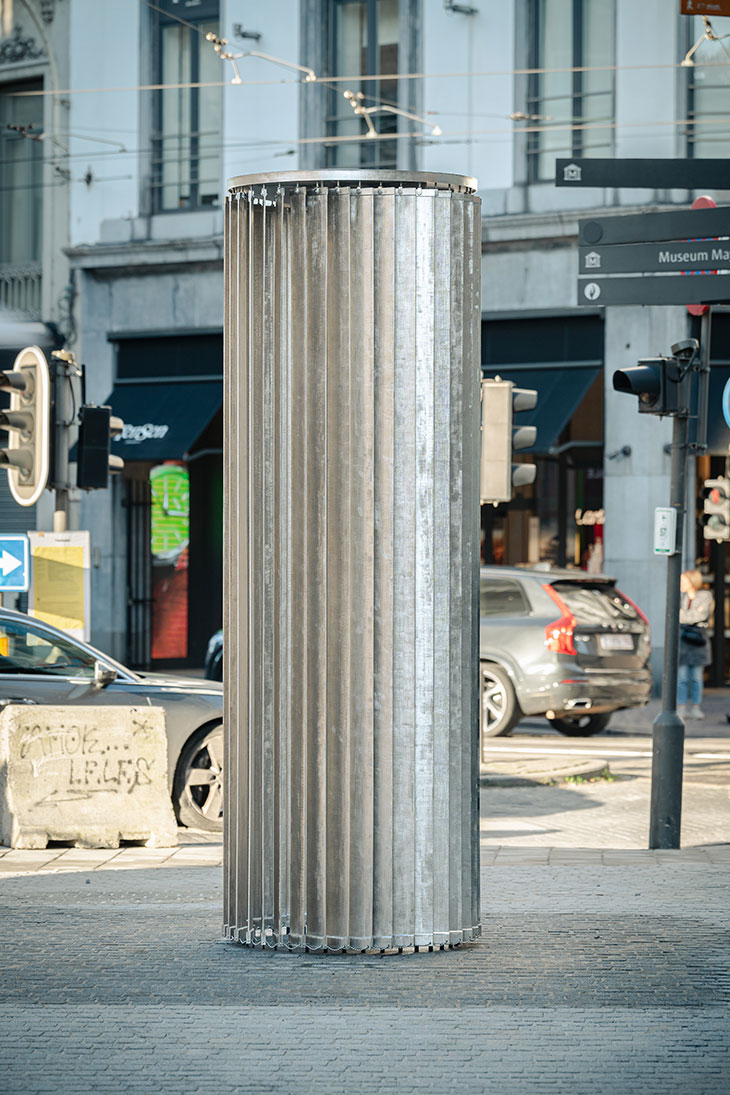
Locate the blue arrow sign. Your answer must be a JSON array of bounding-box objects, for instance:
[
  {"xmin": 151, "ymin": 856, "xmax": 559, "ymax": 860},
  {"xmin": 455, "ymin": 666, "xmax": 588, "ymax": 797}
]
[
  {"xmin": 0, "ymin": 535, "xmax": 30, "ymax": 592},
  {"xmin": 723, "ymin": 378, "xmax": 730, "ymax": 431}
]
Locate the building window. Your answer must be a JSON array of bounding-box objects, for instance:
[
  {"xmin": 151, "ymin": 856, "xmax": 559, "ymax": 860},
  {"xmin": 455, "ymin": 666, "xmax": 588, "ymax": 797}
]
[
  {"xmin": 151, "ymin": 0, "xmax": 222, "ymax": 212},
  {"xmin": 0, "ymin": 81, "xmax": 43, "ymax": 315},
  {"xmin": 686, "ymin": 14, "xmax": 730, "ymax": 158},
  {"xmin": 327, "ymin": 0, "xmax": 399, "ymax": 168},
  {"xmin": 526, "ymin": 0, "xmax": 615, "ymax": 183}
]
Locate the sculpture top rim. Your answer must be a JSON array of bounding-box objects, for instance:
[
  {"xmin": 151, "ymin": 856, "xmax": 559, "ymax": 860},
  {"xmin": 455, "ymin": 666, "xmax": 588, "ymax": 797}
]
[{"xmin": 227, "ymin": 169, "xmax": 478, "ymax": 194}]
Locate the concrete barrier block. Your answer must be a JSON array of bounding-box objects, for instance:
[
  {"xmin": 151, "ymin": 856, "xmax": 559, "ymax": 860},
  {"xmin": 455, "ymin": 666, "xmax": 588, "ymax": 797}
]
[{"xmin": 0, "ymin": 705, "xmax": 178, "ymax": 849}]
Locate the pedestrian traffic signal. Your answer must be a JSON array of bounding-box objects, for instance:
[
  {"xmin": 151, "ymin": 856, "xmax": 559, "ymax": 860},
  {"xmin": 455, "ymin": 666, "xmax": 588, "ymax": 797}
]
[
  {"xmin": 480, "ymin": 378, "xmax": 538, "ymax": 504},
  {"xmin": 76, "ymin": 405, "xmax": 125, "ymax": 489},
  {"xmin": 0, "ymin": 345, "xmax": 51, "ymax": 506},
  {"xmin": 703, "ymin": 477, "xmax": 730, "ymax": 542},
  {"xmin": 612, "ymin": 356, "xmax": 683, "ymax": 416}
]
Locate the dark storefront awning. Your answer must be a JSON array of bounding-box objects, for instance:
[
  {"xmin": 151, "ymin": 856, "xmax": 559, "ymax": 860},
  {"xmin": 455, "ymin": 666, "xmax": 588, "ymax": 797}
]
[
  {"xmin": 106, "ymin": 381, "xmax": 222, "ymax": 463},
  {"xmin": 481, "ymin": 364, "xmax": 601, "ymax": 453}
]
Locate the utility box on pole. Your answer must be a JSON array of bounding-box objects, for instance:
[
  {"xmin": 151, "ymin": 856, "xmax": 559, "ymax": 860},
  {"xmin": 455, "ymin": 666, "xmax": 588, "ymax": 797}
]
[{"xmin": 224, "ymin": 170, "xmax": 481, "ymax": 952}]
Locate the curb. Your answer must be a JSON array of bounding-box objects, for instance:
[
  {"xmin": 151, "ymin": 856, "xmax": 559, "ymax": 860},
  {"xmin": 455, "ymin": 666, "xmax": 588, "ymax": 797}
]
[{"xmin": 480, "ymin": 758, "xmax": 611, "ymax": 787}]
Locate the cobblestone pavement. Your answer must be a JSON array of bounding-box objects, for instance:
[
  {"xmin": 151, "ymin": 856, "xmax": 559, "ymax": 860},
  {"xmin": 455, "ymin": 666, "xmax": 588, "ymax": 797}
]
[{"xmin": 2, "ymin": 777, "xmax": 729, "ymax": 1093}]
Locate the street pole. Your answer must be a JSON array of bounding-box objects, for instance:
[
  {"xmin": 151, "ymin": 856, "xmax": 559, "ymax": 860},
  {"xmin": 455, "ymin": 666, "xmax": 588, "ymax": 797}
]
[{"xmin": 649, "ymin": 410, "xmax": 688, "ymax": 849}]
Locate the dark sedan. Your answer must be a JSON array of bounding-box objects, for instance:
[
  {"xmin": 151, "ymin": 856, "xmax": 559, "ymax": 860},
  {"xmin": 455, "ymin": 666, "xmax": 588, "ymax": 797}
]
[{"xmin": 0, "ymin": 607, "xmax": 223, "ymax": 831}]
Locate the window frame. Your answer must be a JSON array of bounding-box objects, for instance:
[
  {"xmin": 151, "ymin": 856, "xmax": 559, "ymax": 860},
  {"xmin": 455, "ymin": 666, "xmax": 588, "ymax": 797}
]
[
  {"xmin": 150, "ymin": 0, "xmax": 221, "ymax": 214},
  {"xmin": 0, "ymin": 613, "xmax": 133, "ymax": 680},
  {"xmin": 526, "ymin": 0, "xmax": 616, "ymax": 184},
  {"xmin": 479, "ymin": 578, "xmax": 532, "ymax": 618},
  {"xmin": 0, "ymin": 78, "xmax": 44, "ymax": 268},
  {"xmin": 326, "ymin": 0, "xmax": 399, "ymax": 169},
  {"xmin": 684, "ymin": 13, "xmax": 730, "ymax": 160}
]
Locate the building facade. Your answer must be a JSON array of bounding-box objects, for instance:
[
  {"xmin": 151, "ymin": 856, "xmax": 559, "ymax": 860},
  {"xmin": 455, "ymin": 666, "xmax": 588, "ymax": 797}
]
[{"xmin": 1, "ymin": 0, "xmax": 729, "ymax": 681}]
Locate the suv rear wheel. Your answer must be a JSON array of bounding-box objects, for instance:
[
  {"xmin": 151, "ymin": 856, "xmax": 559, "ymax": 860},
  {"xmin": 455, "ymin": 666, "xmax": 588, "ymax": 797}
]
[
  {"xmin": 480, "ymin": 662, "xmax": 520, "ymax": 738},
  {"xmin": 547, "ymin": 712, "xmax": 611, "ymax": 736}
]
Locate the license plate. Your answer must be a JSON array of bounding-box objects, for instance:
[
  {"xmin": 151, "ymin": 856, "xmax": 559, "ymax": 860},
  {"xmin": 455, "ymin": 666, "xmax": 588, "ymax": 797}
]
[{"xmin": 599, "ymin": 633, "xmax": 634, "ymax": 651}]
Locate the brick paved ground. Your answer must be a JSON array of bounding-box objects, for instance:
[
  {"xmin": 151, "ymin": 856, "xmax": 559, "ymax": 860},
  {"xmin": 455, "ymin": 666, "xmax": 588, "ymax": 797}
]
[
  {"xmin": 480, "ymin": 777, "xmax": 730, "ymax": 849},
  {"xmin": 1, "ymin": 777, "xmax": 729, "ymax": 1093}
]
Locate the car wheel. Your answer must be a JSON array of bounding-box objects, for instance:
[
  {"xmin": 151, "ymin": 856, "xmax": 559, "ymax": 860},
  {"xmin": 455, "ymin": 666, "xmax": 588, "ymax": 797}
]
[
  {"xmin": 173, "ymin": 724, "xmax": 224, "ymax": 831},
  {"xmin": 480, "ymin": 662, "xmax": 519, "ymax": 738},
  {"xmin": 204, "ymin": 652, "xmax": 222, "ymax": 681},
  {"xmin": 547, "ymin": 712, "xmax": 612, "ymax": 737}
]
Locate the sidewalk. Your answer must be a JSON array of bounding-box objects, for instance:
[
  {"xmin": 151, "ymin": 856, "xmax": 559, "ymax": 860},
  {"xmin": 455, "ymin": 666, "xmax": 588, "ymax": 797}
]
[
  {"xmin": 480, "ymin": 686, "xmax": 730, "ymax": 786},
  {"xmin": 1, "ymin": 817, "xmax": 729, "ymax": 1093}
]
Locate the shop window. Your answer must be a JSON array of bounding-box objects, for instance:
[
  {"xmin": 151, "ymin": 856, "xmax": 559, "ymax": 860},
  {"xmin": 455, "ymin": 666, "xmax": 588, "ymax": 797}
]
[
  {"xmin": 151, "ymin": 0, "xmax": 222, "ymax": 212},
  {"xmin": 327, "ymin": 0, "xmax": 399, "ymax": 168},
  {"xmin": 481, "ymin": 316, "xmax": 604, "ymax": 570},
  {"xmin": 150, "ymin": 462, "xmax": 190, "ymax": 660},
  {"xmin": 526, "ymin": 0, "xmax": 616, "ymax": 183},
  {"xmin": 686, "ymin": 14, "xmax": 730, "ymax": 159}
]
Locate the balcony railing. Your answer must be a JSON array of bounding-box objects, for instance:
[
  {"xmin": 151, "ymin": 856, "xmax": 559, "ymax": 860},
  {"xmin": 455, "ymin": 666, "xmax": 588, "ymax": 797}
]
[{"xmin": 0, "ymin": 266, "xmax": 42, "ymax": 320}]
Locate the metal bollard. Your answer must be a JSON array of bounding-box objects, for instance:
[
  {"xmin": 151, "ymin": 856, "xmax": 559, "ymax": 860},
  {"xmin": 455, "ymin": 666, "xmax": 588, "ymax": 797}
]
[{"xmin": 223, "ymin": 170, "xmax": 481, "ymax": 952}]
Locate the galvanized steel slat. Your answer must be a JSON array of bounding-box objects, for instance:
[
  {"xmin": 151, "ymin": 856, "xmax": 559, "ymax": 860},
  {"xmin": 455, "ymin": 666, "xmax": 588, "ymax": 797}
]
[{"xmin": 224, "ymin": 172, "xmax": 481, "ymax": 953}]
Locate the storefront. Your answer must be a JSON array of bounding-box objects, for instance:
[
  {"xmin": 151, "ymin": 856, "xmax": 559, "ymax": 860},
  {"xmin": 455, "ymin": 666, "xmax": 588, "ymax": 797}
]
[
  {"xmin": 481, "ymin": 313, "xmax": 604, "ymax": 570},
  {"xmin": 104, "ymin": 332, "xmax": 223, "ymax": 670}
]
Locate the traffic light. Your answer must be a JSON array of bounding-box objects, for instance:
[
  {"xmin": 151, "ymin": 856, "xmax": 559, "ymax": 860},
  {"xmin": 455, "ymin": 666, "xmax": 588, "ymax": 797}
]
[
  {"xmin": 480, "ymin": 378, "xmax": 538, "ymax": 504},
  {"xmin": 0, "ymin": 345, "xmax": 51, "ymax": 506},
  {"xmin": 612, "ymin": 356, "xmax": 683, "ymax": 415},
  {"xmin": 76, "ymin": 405, "xmax": 125, "ymax": 489},
  {"xmin": 703, "ymin": 477, "xmax": 730, "ymax": 542}
]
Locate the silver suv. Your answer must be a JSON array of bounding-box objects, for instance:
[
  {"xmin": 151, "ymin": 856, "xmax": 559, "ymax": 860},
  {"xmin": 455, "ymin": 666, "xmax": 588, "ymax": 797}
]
[{"xmin": 480, "ymin": 566, "xmax": 651, "ymax": 741}]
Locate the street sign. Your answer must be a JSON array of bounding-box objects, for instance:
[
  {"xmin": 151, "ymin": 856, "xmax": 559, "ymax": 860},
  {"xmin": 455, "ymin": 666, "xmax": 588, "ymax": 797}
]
[
  {"xmin": 578, "ymin": 272, "xmax": 730, "ymax": 307},
  {"xmin": 654, "ymin": 508, "xmax": 677, "ymax": 556},
  {"xmin": 0, "ymin": 534, "xmax": 30, "ymax": 593},
  {"xmin": 579, "ymin": 206, "xmax": 730, "ymax": 247},
  {"xmin": 28, "ymin": 530, "xmax": 91, "ymax": 642},
  {"xmin": 723, "ymin": 377, "xmax": 730, "ymax": 429},
  {"xmin": 557, "ymin": 157, "xmax": 730, "ymax": 189},
  {"xmin": 681, "ymin": 1, "xmax": 730, "ymax": 16},
  {"xmin": 579, "ymin": 239, "xmax": 730, "ymax": 275}
]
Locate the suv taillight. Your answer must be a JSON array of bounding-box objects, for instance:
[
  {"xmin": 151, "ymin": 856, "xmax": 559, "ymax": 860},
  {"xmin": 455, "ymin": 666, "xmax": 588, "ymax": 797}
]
[{"xmin": 543, "ymin": 584, "xmax": 577, "ymax": 656}]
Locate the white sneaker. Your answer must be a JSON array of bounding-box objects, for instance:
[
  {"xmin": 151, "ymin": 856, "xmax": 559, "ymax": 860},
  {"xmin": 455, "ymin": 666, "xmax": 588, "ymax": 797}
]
[
  {"xmin": 689, "ymin": 705, "xmax": 704, "ymax": 720},
  {"xmin": 677, "ymin": 705, "xmax": 687, "ymax": 719}
]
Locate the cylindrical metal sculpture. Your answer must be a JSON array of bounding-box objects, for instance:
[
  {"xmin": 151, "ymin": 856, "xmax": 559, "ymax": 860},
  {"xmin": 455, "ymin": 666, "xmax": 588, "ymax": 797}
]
[{"xmin": 224, "ymin": 170, "xmax": 481, "ymax": 952}]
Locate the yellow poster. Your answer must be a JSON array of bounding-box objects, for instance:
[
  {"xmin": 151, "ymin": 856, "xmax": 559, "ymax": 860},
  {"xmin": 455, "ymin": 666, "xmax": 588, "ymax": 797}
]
[{"xmin": 29, "ymin": 532, "xmax": 90, "ymax": 641}]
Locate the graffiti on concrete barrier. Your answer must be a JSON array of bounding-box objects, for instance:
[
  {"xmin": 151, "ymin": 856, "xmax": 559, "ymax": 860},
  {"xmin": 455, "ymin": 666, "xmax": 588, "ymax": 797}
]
[{"xmin": 16, "ymin": 720, "xmax": 156, "ymax": 800}]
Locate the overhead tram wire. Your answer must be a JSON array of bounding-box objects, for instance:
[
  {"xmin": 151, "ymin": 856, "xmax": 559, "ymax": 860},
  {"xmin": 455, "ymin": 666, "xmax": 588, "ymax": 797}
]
[
  {"xmin": 8, "ymin": 54, "xmax": 730, "ymax": 99},
  {"xmin": 4, "ymin": 111, "xmax": 730, "ymax": 181}
]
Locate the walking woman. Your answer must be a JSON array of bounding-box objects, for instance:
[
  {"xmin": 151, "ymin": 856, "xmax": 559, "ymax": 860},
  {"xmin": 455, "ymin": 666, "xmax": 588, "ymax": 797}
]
[{"xmin": 678, "ymin": 569, "xmax": 713, "ymax": 720}]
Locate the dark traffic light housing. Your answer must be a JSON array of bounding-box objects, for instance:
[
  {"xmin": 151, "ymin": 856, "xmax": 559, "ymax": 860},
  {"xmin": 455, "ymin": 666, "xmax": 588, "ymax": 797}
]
[
  {"xmin": 76, "ymin": 405, "xmax": 124, "ymax": 490},
  {"xmin": 612, "ymin": 356, "xmax": 683, "ymax": 416}
]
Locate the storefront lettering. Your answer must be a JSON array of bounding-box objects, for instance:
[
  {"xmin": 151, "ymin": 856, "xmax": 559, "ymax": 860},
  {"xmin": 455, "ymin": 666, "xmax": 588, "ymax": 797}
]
[
  {"xmin": 575, "ymin": 507, "xmax": 605, "ymax": 527},
  {"xmin": 120, "ymin": 423, "xmax": 170, "ymax": 443}
]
